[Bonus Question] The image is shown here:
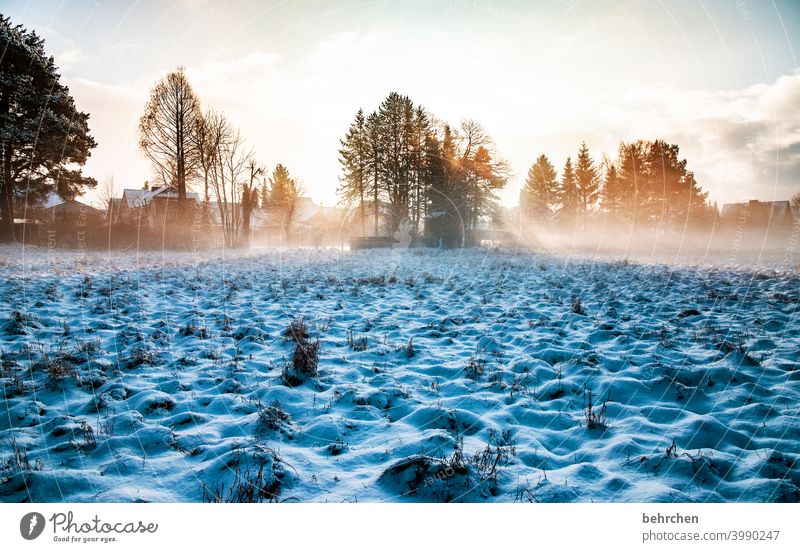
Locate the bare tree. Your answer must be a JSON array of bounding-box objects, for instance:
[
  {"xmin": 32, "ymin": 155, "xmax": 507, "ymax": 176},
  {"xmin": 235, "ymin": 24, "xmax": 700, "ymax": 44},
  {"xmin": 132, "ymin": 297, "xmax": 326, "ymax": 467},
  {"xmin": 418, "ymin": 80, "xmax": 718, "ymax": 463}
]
[
  {"xmin": 195, "ymin": 108, "xmax": 228, "ymax": 203},
  {"xmin": 98, "ymin": 176, "xmax": 118, "ymax": 223},
  {"xmin": 240, "ymin": 159, "xmax": 264, "ymax": 245},
  {"xmin": 138, "ymin": 67, "xmax": 201, "ymax": 201},
  {"xmin": 208, "ymin": 117, "xmax": 255, "ymax": 247}
]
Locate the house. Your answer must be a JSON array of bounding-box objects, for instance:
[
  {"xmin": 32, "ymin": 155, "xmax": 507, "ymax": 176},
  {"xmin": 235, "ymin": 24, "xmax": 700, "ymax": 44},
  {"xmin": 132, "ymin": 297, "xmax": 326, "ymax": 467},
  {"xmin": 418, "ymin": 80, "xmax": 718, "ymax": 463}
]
[
  {"xmin": 719, "ymin": 200, "xmax": 796, "ymax": 232},
  {"xmin": 117, "ymin": 185, "xmax": 201, "ymax": 226},
  {"xmin": 250, "ymin": 197, "xmax": 320, "ymax": 246},
  {"xmin": 35, "ymin": 196, "xmax": 104, "ymax": 247},
  {"xmin": 39, "ymin": 197, "xmax": 104, "ymax": 222}
]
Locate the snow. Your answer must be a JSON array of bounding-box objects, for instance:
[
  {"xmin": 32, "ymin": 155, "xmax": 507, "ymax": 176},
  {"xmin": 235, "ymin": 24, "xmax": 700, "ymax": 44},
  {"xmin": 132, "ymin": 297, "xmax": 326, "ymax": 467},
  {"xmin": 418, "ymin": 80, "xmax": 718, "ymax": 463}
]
[{"xmin": 0, "ymin": 244, "xmax": 798, "ymax": 502}]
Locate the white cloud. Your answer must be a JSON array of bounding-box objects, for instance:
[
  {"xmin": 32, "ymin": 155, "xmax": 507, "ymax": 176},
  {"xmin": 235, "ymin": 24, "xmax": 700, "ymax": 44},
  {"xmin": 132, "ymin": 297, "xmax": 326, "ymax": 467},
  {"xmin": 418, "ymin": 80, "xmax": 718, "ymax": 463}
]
[{"xmin": 609, "ymin": 71, "xmax": 800, "ymax": 203}]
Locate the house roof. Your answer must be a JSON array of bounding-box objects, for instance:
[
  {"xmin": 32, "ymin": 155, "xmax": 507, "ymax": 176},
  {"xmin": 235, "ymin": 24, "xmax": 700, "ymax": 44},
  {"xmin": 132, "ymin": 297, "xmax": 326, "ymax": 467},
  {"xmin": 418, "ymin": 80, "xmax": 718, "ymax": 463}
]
[
  {"xmin": 121, "ymin": 186, "xmax": 201, "ymax": 208},
  {"xmin": 720, "ymin": 200, "xmax": 791, "ymax": 218},
  {"xmin": 39, "ymin": 198, "xmax": 104, "ymax": 219}
]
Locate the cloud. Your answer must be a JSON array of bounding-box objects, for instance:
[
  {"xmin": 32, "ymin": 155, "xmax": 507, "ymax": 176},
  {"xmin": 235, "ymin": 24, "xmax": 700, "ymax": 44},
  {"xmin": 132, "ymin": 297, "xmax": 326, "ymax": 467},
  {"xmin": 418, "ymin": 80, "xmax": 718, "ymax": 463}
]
[
  {"xmin": 610, "ymin": 71, "xmax": 800, "ymax": 203},
  {"xmin": 39, "ymin": 27, "xmax": 87, "ymax": 71}
]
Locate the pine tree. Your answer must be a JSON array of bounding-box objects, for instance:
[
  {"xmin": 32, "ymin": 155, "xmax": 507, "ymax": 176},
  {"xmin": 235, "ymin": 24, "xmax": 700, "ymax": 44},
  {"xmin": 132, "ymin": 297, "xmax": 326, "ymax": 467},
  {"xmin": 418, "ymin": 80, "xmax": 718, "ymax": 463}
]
[
  {"xmin": 521, "ymin": 154, "xmax": 558, "ymax": 225},
  {"xmin": 0, "ymin": 15, "xmax": 97, "ymax": 241},
  {"xmin": 646, "ymin": 139, "xmax": 708, "ymax": 228},
  {"xmin": 260, "ymin": 180, "xmax": 269, "ymax": 209},
  {"xmin": 558, "ymin": 157, "xmax": 578, "ymax": 226},
  {"xmin": 575, "ymin": 142, "xmax": 599, "ymax": 230},
  {"xmin": 617, "ymin": 141, "xmax": 646, "ymax": 226},
  {"xmin": 409, "ymin": 105, "xmax": 431, "ymax": 237},
  {"xmin": 337, "ymin": 108, "xmax": 369, "ymax": 235},
  {"xmin": 600, "ymin": 161, "xmax": 621, "ymax": 216},
  {"xmin": 336, "ymin": 93, "xmax": 508, "ymax": 245},
  {"xmin": 268, "ymin": 164, "xmax": 303, "ymax": 241},
  {"xmin": 365, "ymin": 112, "xmax": 383, "ymax": 235},
  {"xmin": 376, "ymin": 92, "xmax": 415, "ymax": 234}
]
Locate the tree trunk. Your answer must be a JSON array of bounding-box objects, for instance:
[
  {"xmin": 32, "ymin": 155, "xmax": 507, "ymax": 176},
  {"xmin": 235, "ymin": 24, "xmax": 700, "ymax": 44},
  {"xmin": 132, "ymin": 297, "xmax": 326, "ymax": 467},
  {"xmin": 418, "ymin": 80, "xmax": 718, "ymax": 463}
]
[
  {"xmin": 0, "ymin": 144, "xmax": 15, "ymax": 242},
  {"xmin": 359, "ymin": 183, "xmax": 365, "ymax": 236},
  {"xmin": 373, "ymin": 165, "xmax": 379, "ymax": 236},
  {"xmin": 0, "ymin": 90, "xmax": 15, "ymax": 242}
]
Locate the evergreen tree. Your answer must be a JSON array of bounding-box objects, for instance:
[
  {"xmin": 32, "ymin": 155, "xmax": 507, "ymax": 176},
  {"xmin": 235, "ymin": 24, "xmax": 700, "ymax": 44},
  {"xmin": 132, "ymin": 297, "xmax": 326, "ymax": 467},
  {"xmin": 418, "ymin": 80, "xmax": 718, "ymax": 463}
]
[
  {"xmin": 409, "ymin": 105, "xmax": 432, "ymax": 237},
  {"xmin": 600, "ymin": 161, "xmax": 621, "ymax": 216},
  {"xmin": 260, "ymin": 179, "xmax": 269, "ymax": 209},
  {"xmin": 558, "ymin": 157, "xmax": 578, "ymax": 226},
  {"xmin": 365, "ymin": 111, "xmax": 383, "ymax": 235},
  {"xmin": 0, "ymin": 15, "xmax": 97, "ymax": 241},
  {"xmin": 337, "ymin": 108, "xmax": 369, "ymax": 235},
  {"xmin": 268, "ymin": 164, "xmax": 303, "ymax": 241},
  {"xmin": 521, "ymin": 154, "xmax": 558, "ymax": 225},
  {"xmin": 336, "ymin": 93, "xmax": 508, "ymax": 245},
  {"xmin": 575, "ymin": 141, "xmax": 599, "ymax": 229},
  {"xmin": 645, "ymin": 139, "xmax": 707, "ymax": 228},
  {"xmin": 377, "ymin": 92, "xmax": 415, "ymax": 234},
  {"xmin": 617, "ymin": 140, "xmax": 646, "ymax": 226}
]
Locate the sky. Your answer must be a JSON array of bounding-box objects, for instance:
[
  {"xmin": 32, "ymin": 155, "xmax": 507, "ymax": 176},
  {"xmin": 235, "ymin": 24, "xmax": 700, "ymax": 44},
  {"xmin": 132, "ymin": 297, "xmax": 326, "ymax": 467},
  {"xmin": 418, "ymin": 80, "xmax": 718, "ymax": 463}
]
[{"xmin": 2, "ymin": 0, "xmax": 799, "ymax": 208}]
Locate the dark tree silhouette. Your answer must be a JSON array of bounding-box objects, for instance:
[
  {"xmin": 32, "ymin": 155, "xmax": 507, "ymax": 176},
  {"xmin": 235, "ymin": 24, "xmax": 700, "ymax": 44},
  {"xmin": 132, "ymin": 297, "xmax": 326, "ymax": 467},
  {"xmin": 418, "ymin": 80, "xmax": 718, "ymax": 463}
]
[
  {"xmin": 338, "ymin": 108, "xmax": 369, "ymax": 235},
  {"xmin": 138, "ymin": 67, "xmax": 201, "ymax": 201},
  {"xmin": 0, "ymin": 15, "xmax": 97, "ymax": 241},
  {"xmin": 338, "ymin": 93, "xmax": 508, "ymax": 245}
]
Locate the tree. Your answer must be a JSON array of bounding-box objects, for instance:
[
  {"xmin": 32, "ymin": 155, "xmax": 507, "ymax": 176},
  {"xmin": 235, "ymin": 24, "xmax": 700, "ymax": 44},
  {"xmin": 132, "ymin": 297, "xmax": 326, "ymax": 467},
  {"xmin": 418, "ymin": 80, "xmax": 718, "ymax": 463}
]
[
  {"xmin": 98, "ymin": 176, "xmax": 118, "ymax": 223},
  {"xmin": 268, "ymin": 164, "xmax": 304, "ymax": 242},
  {"xmin": 138, "ymin": 67, "xmax": 201, "ymax": 201},
  {"xmin": 377, "ymin": 92, "xmax": 415, "ymax": 234},
  {"xmin": 338, "ymin": 109, "xmax": 368, "ymax": 235},
  {"xmin": 365, "ymin": 111, "xmax": 383, "ymax": 235},
  {"xmin": 600, "ymin": 159, "xmax": 622, "ymax": 218},
  {"xmin": 408, "ymin": 105, "xmax": 432, "ymax": 239},
  {"xmin": 195, "ymin": 108, "xmax": 228, "ymax": 203},
  {"xmin": 521, "ymin": 155, "xmax": 558, "ymax": 225},
  {"xmin": 260, "ymin": 179, "xmax": 269, "ymax": 209},
  {"xmin": 426, "ymin": 124, "xmax": 462, "ymax": 247},
  {"xmin": 0, "ymin": 16, "xmax": 97, "ymax": 241},
  {"xmin": 558, "ymin": 157, "xmax": 578, "ymax": 226},
  {"xmin": 617, "ymin": 140, "xmax": 647, "ymax": 226},
  {"xmin": 791, "ymin": 191, "xmax": 800, "ymax": 212},
  {"xmin": 645, "ymin": 139, "xmax": 707, "ymax": 228},
  {"xmin": 455, "ymin": 120, "xmax": 509, "ymax": 240},
  {"xmin": 575, "ymin": 142, "xmax": 599, "ymax": 230},
  {"xmin": 240, "ymin": 159, "xmax": 263, "ymax": 244},
  {"xmin": 336, "ymin": 93, "xmax": 508, "ymax": 245},
  {"xmin": 207, "ymin": 118, "xmax": 254, "ymax": 247}
]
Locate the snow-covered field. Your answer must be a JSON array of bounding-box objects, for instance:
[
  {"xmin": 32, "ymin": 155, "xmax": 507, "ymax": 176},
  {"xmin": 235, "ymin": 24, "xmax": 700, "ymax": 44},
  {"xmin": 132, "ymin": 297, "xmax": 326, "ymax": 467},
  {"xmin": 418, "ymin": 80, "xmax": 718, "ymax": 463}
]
[{"xmin": 1, "ymin": 245, "xmax": 798, "ymax": 502}]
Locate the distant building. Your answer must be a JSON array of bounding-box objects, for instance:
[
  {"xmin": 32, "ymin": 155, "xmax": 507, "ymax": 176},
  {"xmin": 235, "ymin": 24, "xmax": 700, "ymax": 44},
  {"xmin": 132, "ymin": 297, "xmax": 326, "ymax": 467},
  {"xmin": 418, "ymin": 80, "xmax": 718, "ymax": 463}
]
[
  {"xmin": 35, "ymin": 196, "xmax": 104, "ymax": 247},
  {"xmin": 117, "ymin": 185, "xmax": 201, "ymax": 225},
  {"xmin": 39, "ymin": 198, "xmax": 104, "ymax": 222},
  {"xmin": 720, "ymin": 200, "xmax": 796, "ymax": 232}
]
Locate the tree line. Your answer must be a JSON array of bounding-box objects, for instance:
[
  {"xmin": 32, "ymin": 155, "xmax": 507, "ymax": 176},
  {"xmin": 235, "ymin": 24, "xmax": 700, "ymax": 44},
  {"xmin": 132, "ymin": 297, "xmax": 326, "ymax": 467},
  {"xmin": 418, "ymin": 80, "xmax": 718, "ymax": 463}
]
[
  {"xmin": 521, "ymin": 140, "xmax": 715, "ymax": 233},
  {"xmin": 338, "ymin": 92, "xmax": 510, "ymax": 246},
  {"xmin": 0, "ymin": 13, "xmax": 305, "ymax": 247}
]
